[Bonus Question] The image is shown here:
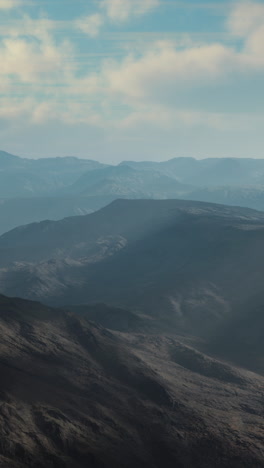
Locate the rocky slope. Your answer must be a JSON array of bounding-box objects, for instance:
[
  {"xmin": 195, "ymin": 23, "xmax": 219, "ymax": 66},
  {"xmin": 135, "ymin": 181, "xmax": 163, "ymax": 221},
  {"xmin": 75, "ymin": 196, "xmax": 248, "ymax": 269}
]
[{"xmin": 0, "ymin": 295, "xmax": 263, "ymax": 468}]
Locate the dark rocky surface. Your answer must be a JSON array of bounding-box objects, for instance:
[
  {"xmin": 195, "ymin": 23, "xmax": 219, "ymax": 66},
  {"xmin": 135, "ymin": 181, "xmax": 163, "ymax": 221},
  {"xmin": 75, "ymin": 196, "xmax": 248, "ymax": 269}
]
[{"xmin": 0, "ymin": 295, "xmax": 263, "ymax": 467}]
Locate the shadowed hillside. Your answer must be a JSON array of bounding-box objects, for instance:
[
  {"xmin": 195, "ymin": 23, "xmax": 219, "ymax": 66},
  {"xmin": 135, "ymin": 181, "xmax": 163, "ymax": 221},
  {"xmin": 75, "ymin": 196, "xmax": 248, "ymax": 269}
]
[{"xmin": 0, "ymin": 294, "xmax": 263, "ymax": 467}]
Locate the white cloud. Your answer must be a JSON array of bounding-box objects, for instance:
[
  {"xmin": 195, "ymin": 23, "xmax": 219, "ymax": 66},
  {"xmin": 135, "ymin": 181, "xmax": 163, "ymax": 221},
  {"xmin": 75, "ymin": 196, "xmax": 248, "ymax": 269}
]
[
  {"xmin": 228, "ymin": 1, "xmax": 264, "ymax": 37},
  {"xmin": 1, "ymin": 0, "xmax": 264, "ymax": 137},
  {"xmin": 227, "ymin": 2, "xmax": 264, "ymax": 67},
  {"xmin": 0, "ymin": 14, "xmax": 74, "ymax": 85},
  {"xmin": 0, "ymin": 15, "xmax": 66, "ymax": 44},
  {"xmin": 101, "ymin": 0, "xmax": 159, "ymax": 22},
  {"xmin": 0, "ymin": 36, "xmax": 73, "ymax": 83},
  {"xmin": 75, "ymin": 14, "xmax": 104, "ymax": 37},
  {"xmin": 117, "ymin": 105, "xmax": 264, "ymax": 133},
  {"xmin": 0, "ymin": 0, "xmax": 23, "ymax": 9},
  {"xmin": 80, "ymin": 2, "xmax": 264, "ymax": 111},
  {"xmin": 74, "ymin": 0, "xmax": 160, "ymax": 38},
  {"xmin": 100, "ymin": 41, "xmax": 235, "ymax": 104}
]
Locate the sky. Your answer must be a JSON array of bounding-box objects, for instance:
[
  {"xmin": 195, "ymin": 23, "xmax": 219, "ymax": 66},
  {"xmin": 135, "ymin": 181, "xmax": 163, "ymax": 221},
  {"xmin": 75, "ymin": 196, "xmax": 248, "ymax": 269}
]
[{"xmin": 0, "ymin": 0, "xmax": 264, "ymax": 163}]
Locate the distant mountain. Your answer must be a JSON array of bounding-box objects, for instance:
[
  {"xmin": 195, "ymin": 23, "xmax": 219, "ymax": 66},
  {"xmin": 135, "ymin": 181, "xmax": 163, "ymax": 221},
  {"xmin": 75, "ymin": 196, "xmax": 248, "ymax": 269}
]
[
  {"xmin": 63, "ymin": 165, "xmax": 191, "ymax": 198},
  {"xmin": 0, "ymin": 150, "xmax": 23, "ymax": 168},
  {"xmin": 118, "ymin": 158, "xmax": 264, "ymax": 212},
  {"xmin": 0, "ymin": 294, "xmax": 263, "ymax": 467},
  {"xmin": 0, "ymin": 151, "xmax": 107, "ymax": 198},
  {"xmin": 3, "ymin": 151, "xmax": 264, "ymax": 234},
  {"xmin": 1, "ymin": 199, "xmax": 264, "ymax": 374},
  {"xmin": 184, "ymin": 185, "xmax": 264, "ymax": 211},
  {"xmin": 0, "ymin": 151, "xmax": 112, "ymax": 234},
  {"xmin": 120, "ymin": 157, "xmax": 264, "ymax": 186}
]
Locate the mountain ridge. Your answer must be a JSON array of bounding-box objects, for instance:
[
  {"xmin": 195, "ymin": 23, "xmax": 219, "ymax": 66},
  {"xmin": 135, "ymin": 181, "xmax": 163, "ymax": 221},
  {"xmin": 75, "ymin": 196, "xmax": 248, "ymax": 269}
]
[{"xmin": 3, "ymin": 151, "xmax": 264, "ymax": 235}]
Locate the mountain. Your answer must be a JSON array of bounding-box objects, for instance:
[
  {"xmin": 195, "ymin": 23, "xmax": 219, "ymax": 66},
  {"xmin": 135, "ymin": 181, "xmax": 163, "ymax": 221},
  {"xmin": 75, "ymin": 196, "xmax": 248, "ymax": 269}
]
[
  {"xmin": 4, "ymin": 151, "xmax": 264, "ymax": 235},
  {"xmin": 2, "ymin": 198, "xmax": 259, "ymax": 265},
  {"xmin": 184, "ymin": 185, "xmax": 264, "ymax": 211},
  {"xmin": 0, "ymin": 294, "xmax": 263, "ymax": 467},
  {"xmin": 70, "ymin": 303, "xmax": 152, "ymax": 332},
  {"xmin": 120, "ymin": 157, "xmax": 264, "ymax": 186},
  {"xmin": 0, "ymin": 152, "xmax": 111, "ymax": 234},
  {"xmin": 118, "ymin": 158, "xmax": 264, "ymax": 211},
  {"xmin": 0, "ymin": 151, "xmax": 106, "ymax": 198},
  {"xmin": 0, "ymin": 196, "xmax": 116, "ymax": 236},
  {"xmin": 0, "ymin": 150, "xmax": 23, "ymax": 168},
  {"xmin": 1, "ymin": 199, "xmax": 264, "ymax": 374},
  {"xmin": 63, "ymin": 165, "xmax": 191, "ymax": 198}
]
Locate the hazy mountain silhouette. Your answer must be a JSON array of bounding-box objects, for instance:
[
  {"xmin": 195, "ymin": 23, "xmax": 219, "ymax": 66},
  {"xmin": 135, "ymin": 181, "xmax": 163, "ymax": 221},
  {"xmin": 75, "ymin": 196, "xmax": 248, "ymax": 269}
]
[
  {"xmin": 120, "ymin": 157, "xmax": 264, "ymax": 186},
  {"xmin": 3, "ymin": 151, "xmax": 264, "ymax": 235},
  {"xmin": 0, "ymin": 151, "xmax": 106, "ymax": 198},
  {"xmin": 63, "ymin": 165, "xmax": 191, "ymax": 198}
]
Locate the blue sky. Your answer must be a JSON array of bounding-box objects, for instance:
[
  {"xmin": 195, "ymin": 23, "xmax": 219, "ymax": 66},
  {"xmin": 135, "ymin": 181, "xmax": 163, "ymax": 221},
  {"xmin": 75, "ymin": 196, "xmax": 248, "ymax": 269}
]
[{"xmin": 0, "ymin": 0, "xmax": 264, "ymax": 162}]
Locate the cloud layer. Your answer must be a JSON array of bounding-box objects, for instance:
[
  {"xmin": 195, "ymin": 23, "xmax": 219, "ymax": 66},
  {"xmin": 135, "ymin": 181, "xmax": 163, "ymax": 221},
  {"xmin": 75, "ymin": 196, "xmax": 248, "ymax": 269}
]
[
  {"xmin": 0, "ymin": 0, "xmax": 264, "ymax": 160},
  {"xmin": 101, "ymin": 0, "xmax": 159, "ymax": 22},
  {"xmin": 75, "ymin": 0, "xmax": 160, "ymax": 37},
  {"xmin": 0, "ymin": 0, "xmax": 23, "ymax": 9}
]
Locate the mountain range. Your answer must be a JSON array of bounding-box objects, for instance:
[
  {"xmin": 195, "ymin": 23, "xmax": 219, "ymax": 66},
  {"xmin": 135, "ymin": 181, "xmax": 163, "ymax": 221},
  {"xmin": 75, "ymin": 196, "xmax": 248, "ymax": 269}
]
[
  {"xmin": 3, "ymin": 150, "xmax": 264, "ymax": 235},
  {"xmin": 1, "ymin": 151, "xmax": 264, "ymax": 466}
]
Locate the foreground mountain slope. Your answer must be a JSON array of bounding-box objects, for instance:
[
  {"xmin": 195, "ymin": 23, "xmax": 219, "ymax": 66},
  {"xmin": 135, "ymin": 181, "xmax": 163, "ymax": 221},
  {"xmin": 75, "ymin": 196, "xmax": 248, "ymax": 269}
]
[{"xmin": 0, "ymin": 294, "xmax": 263, "ymax": 468}]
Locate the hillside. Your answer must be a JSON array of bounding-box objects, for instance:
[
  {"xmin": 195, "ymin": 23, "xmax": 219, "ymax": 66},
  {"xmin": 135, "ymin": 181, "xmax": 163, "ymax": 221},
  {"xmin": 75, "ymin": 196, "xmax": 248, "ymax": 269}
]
[
  {"xmin": 0, "ymin": 196, "xmax": 116, "ymax": 236},
  {"xmin": 1, "ymin": 200, "xmax": 264, "ymax": 373},
  {"xmin": 1, "ymin": 198, "xmax": 262, "ymax": 265},
  {"xmin": 0, "ymin": 294, "xmax": 263, "ymax": 467}
]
